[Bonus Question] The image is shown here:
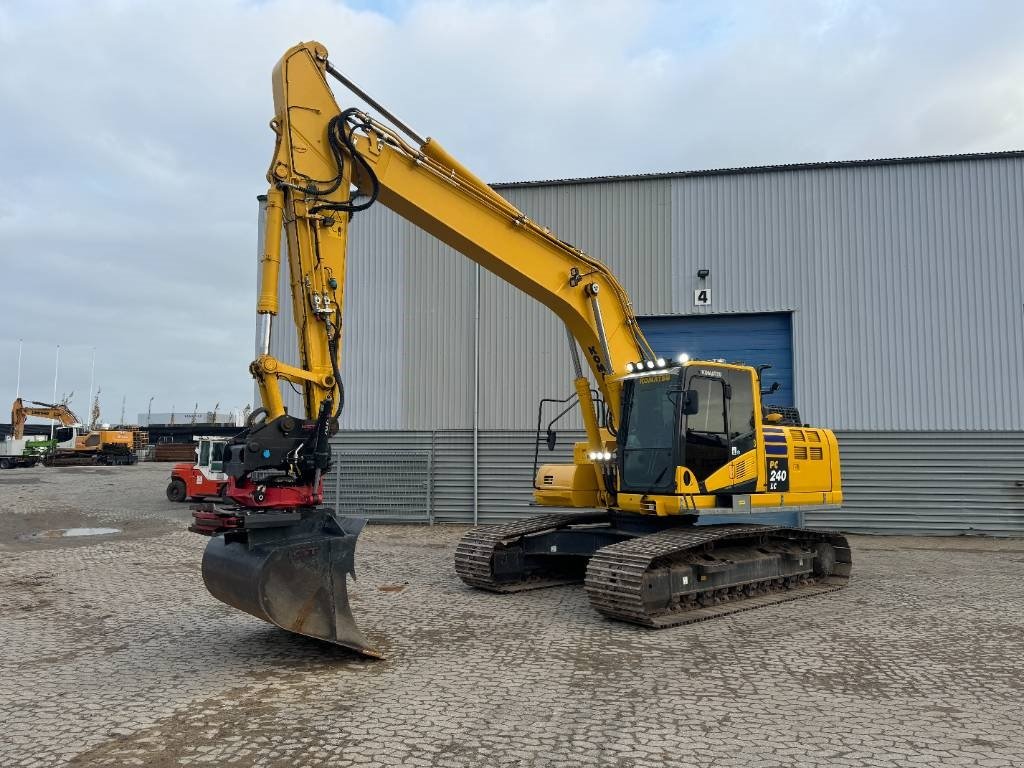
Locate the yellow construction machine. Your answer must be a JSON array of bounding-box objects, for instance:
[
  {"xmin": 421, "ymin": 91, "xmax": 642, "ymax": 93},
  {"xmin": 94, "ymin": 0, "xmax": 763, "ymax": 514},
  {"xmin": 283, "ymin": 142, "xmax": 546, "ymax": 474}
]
[
  {"xmin": 11, "ymin": 398, "xmax": 137, "ymax": 465},
  {"xmin": 190, "ymin": 41, "xmax": 850, "ymax": 655}
]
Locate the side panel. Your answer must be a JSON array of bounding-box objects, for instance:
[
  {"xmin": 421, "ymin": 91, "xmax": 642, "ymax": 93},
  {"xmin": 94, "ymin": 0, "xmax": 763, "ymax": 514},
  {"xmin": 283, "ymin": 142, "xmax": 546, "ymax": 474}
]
[{"xmin": 785, "ymin": 426, "xmax": 837, "ymax": 494}]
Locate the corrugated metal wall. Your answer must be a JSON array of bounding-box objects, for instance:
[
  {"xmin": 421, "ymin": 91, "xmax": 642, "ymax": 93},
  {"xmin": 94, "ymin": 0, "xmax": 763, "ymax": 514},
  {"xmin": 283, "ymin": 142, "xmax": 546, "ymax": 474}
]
[
  {"xmin": 326, "ymin": 429, "xmax": 1024, "ymax": 534},
  {"xmin": 806, "ymin": 432, "xmax": 1024, "ymax": 535},
  {"xmin": 668, "ymin": 157, "xmax": 1024, "ymax": 431}
]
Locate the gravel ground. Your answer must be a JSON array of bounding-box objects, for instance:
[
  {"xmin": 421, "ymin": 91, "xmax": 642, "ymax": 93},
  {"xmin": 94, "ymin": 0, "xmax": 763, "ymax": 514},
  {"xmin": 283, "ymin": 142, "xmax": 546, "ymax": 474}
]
[{"xmin": 1, "ymin": 463, "xmax": 1023, "ymax": 767}]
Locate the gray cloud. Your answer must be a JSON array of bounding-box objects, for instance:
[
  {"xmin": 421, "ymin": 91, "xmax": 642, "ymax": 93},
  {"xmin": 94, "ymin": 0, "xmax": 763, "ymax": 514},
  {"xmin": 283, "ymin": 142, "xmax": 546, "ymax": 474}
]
[{"xmin": 1, "ymin": 0, "xmax": 1021, "ymax": 423}]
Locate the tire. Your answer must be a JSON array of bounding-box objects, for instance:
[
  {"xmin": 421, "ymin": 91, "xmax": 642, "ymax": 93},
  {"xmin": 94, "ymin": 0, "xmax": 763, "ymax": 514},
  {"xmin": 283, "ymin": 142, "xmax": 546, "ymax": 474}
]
[
  {"xmin": 0, "ymin": 458, "xmax": 12, "ymax": 470},
  {"xmin": 166, "ymin": 478, "xmax": 187, "ymax": 503}
]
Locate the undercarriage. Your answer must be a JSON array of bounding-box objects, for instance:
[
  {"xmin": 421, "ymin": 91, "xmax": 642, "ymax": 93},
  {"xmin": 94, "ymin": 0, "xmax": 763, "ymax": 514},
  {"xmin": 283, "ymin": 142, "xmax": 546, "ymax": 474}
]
[{"xmin": 455, "ymin": 512, "xmax": 851, "ymax": 627}]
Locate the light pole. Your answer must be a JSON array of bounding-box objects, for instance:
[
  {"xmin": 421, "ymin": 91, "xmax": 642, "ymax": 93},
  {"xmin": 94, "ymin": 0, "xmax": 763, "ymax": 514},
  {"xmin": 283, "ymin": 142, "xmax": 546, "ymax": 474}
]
[
  {"xmin": 147, "ymin": 396, "xmax": 154, "ymax": 426},
  {"xmin": 50, "ymin": 345, "xmax": 60, "ymax": 441},
  {"xmin": 15, "ymin": 339, "xmax": 23, "ymax": 399},
  {"xmin": 87, "ymin": 347, "xmax": 96, "ymax": 428}
]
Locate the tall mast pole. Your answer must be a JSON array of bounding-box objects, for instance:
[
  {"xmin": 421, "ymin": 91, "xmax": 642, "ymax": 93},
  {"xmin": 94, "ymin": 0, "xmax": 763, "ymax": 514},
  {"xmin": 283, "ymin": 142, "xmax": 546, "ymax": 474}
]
[
  {"xmin": 87, "ymin": 348, "xmax": 96, "ymax": 428},
  {"xmin": 50, "ymin": 345, "xmax": 60, "ymax": 441},
  {"xmin": 15, "ymin": 339, "xmax": 23, "ymax": 399}
]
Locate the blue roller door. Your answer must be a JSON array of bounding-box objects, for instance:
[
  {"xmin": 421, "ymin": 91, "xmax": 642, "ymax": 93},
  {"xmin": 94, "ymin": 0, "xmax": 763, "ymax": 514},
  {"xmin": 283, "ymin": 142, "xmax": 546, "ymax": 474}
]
[{"xmin": 637, "ymin": 313, "xmax": 795, "ymax": 408}]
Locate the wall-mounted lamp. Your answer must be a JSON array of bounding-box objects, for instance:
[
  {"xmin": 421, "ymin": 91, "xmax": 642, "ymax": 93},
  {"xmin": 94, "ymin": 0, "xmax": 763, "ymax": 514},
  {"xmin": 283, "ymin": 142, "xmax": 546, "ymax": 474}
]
[{"xmin": 697, "ymin": 269, "xmax": 710, "ymax": 280}]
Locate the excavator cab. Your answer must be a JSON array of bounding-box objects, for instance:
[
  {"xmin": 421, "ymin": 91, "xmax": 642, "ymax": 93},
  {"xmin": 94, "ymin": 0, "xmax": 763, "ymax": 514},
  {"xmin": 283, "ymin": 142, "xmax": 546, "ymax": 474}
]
[{"xmin": 617, "ymin": 361, "xmax": 760, "ymax": 493}]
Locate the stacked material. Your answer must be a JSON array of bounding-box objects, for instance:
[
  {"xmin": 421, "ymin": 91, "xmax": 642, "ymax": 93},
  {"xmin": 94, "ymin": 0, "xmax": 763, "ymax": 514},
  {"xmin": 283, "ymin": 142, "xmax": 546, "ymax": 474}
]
[{"xmin": 153, "ymin": 443, "xmax": 197, "ymax": 462}]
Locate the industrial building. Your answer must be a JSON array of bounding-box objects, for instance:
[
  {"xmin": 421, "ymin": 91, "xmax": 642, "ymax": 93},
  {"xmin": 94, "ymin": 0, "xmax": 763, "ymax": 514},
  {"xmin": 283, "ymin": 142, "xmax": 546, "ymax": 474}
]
[{"xmin": 259, "ymin": 150, "xmax": 1024, "ymax": 534}]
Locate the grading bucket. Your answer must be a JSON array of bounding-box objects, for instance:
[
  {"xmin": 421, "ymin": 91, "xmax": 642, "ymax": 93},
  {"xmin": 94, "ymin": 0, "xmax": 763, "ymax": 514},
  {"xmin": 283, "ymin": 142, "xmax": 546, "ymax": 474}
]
[{"xmin": 200, "ymin": 509, "xmax": 381, "ymax": 657}]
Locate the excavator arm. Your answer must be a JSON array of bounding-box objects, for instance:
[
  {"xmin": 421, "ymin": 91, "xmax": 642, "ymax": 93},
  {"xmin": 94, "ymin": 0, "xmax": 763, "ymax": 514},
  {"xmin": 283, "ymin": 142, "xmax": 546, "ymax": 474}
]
[{"xmin": 195, "ymin": 40, "xmax": 660, "ymax": 656}]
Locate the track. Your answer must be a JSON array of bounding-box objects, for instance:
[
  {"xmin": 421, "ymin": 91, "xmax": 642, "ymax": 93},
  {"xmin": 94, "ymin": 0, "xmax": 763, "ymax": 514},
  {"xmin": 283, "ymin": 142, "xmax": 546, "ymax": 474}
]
[
  {"xmin": 584, "ymin": 525, "xmax": 852, "ymax": 627},
  {"xmin": 454, "ymin": 512, "xmax": 606, "ymax": 592},
  {"xmin": 456, "ymin": 517, "xmax": 852, "ymax": 626}
]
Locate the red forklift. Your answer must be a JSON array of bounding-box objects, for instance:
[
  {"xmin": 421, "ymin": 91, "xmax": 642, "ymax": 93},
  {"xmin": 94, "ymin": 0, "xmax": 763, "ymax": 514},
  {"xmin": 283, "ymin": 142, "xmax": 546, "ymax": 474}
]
[{"xmin": 166, "ymin": 436, "xmax": 229, "ymax": 502}]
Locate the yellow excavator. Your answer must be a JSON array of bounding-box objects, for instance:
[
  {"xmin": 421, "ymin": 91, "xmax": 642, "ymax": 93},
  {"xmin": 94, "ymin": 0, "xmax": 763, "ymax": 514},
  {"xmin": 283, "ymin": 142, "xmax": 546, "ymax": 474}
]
[
  {"xmin": 11, "ymin": 398, "xmax": 136, "ymax": 465},
  {"xmin": 190, "ymin": 41, "xmax": 850, "ymax": 656}
]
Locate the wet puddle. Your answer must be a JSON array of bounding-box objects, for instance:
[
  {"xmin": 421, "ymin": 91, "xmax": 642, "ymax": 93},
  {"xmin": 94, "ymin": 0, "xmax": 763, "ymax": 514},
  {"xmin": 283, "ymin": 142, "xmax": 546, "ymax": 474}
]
[{"xmin": 18, "ymin": 527, "xmax": 122, "ymax": 541}]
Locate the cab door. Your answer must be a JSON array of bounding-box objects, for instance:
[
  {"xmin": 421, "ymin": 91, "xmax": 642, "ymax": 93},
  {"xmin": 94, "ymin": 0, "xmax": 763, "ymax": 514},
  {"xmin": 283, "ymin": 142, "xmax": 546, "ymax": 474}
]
[
  {"xmin": 682, "ymin": 366, "xmax": 758, "ymax": 489},
  {"xmin": 682, "ymin": 371, "xmax": 730, "ymax": 482},
  {"xmin": 209, "ymin": 441, "xmax": 227, "ymax": 481}
]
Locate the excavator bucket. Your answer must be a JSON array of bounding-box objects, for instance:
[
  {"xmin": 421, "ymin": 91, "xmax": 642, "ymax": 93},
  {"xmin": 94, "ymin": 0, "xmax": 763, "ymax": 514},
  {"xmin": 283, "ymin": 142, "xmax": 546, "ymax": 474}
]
[{"xmin": 198, "ymin": 510, "xmax": 381, "ymax": 658}]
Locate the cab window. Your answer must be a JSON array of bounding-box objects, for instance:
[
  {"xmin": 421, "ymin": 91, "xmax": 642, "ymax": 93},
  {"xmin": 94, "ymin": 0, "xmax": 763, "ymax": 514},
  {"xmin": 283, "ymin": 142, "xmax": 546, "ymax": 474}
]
[
  {"xmin": 619, "ymin": 374, "xmax": 677, "ymax": 493},
  {"xmin": 723, "ymin": 368, "xmax": 756, "ymax": 455},
  {"xmin": 210, "ymin": 442, "xmax": 224, "ymax": 472},
  {"xmin": 688, "ymin": 376, "xmax": 726, "ymax": 434},
  {"xmin": 683, "ymin": 373, "xmax": 729, "ymax": 481},
  {"xmin": 199, "ymin": 440, "xmax": 210, "ymax": 467}
]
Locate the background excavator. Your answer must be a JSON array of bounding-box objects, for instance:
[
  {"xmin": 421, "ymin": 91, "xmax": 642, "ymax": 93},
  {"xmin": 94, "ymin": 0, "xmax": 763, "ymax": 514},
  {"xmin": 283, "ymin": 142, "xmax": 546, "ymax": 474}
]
[
  {"xmin": 10, "ymin": 398, "xmax": 137, "ymax": 466},
  {"xmin": 190, "ymin": 41, "xmax": 851, "ymax": 656}
]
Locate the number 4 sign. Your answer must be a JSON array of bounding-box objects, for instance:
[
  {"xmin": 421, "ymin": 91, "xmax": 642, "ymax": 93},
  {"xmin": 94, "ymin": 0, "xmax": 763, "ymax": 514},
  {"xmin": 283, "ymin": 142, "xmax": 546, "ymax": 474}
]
[{"xmin": 694, "ymin": 288, "xmax": 712, "ymax": 306}]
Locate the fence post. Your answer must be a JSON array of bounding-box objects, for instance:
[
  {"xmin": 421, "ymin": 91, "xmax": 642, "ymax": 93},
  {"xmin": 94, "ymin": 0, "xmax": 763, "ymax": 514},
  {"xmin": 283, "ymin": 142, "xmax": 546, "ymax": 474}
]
[{"xmin": 426, "ymin": 442, "xmax": 434, "ymax": 526}]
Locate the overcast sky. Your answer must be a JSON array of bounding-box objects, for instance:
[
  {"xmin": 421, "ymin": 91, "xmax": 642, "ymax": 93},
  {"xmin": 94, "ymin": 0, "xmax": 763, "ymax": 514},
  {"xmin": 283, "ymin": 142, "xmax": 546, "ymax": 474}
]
[{"xmin": 1, "ymin": 0, "xmax": 1022, "ymax": 425}]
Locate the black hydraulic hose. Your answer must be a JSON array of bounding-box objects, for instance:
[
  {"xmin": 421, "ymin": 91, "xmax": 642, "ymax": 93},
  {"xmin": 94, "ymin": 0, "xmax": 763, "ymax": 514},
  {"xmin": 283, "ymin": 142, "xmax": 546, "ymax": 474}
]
[
  {"xmin": 309, "ymin": 110, "xmax": 380, "ymax": 215},
  {"xmin": 328, "ymin": 309, "xmax": 345, "ymax": 419},
  {"xmin": 292, "ymin": 115, "xmax": 348, "ymax": 196}
]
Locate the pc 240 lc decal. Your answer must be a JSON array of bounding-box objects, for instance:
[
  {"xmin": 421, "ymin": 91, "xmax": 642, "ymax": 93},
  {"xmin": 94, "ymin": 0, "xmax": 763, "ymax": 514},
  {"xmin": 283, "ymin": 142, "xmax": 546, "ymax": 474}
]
[{"xmin": 767, "ymin": 457, "xmax": 790, "ymax": 492}]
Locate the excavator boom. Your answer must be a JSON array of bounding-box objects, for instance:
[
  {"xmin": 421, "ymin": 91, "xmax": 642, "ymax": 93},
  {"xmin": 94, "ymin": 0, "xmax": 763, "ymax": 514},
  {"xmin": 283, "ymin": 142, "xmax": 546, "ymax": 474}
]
[{"xmin": 11, "ymin": 398, "xmax": 81, "ymax": 439}]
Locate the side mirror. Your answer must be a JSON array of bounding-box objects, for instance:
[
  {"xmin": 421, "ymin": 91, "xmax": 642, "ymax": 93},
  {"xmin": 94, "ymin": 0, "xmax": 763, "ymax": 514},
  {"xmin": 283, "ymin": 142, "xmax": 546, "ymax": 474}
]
[
  {"xmin": 681, "ymin": 390, "xmax": 700, "ymax": 416},
  {"xmin": 546, "ymin": 429, "xmax": 557, "ymax": 451}
]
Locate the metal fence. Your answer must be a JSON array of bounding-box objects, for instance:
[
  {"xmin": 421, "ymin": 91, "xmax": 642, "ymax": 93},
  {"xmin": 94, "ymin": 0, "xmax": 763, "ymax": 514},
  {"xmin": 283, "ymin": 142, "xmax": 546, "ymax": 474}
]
[
  {"xmin": 325, "ymin": 450, "xmax": 434, "ymax": 523},
  {"xmin": 327, "ymin": 430, "xmax": 1024, "ymax": 535}
]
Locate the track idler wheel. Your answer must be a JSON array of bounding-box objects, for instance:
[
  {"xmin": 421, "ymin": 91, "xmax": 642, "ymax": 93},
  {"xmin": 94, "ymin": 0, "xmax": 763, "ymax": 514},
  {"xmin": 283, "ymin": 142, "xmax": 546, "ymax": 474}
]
[
  {"xmin": 200, "ymin": 510, "xmax": 381, "ymax": 658},
  {"xmin": 812, "ymin": 542, "xmax": 837, "ymax": 576}
]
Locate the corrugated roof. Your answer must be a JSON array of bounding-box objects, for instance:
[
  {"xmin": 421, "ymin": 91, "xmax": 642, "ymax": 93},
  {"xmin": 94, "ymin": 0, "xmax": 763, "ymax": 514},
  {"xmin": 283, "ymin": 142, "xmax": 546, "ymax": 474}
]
[{"xmin": 491, "ymin": 149, "xmax": 1024, "ymax": 189}]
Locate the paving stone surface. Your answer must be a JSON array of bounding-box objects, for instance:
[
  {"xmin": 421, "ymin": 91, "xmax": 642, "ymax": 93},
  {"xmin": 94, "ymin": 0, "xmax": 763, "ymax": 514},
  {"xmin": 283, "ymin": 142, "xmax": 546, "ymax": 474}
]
[{"xmin": 1, "ymin": 463, "xmax": 1023, "ymax": 767}]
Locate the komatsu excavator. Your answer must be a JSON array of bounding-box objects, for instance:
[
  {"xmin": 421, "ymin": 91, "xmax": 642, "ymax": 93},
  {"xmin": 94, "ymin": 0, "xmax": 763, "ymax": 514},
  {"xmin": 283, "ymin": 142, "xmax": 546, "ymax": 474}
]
[{"xmin": 190, "ymin": 41, "xmax": 851, "ymax": 656}]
